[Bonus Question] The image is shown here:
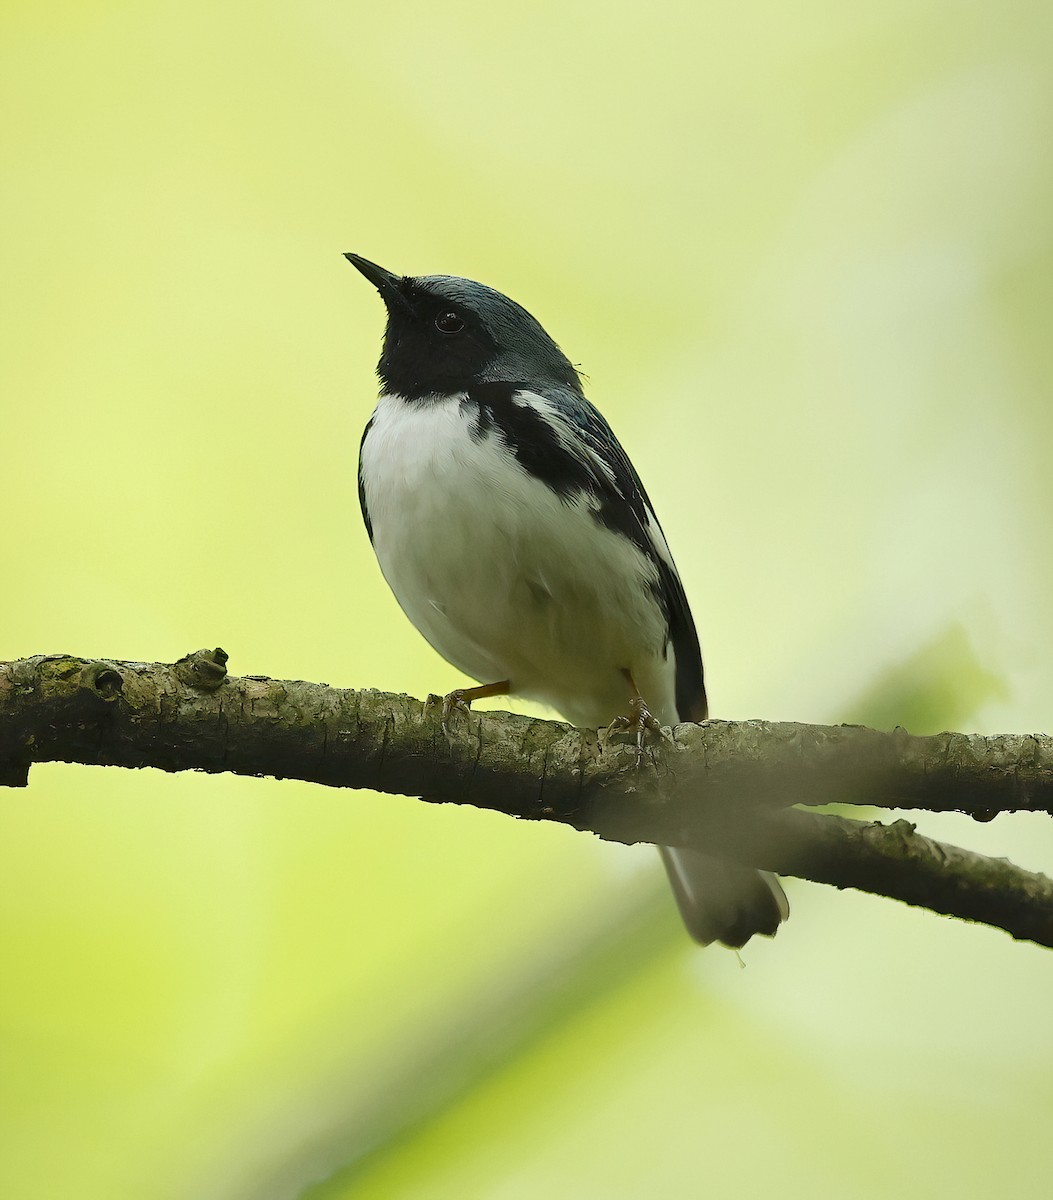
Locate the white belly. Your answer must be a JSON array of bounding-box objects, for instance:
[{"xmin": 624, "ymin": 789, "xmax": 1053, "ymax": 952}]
[{"xmin": 359, "ymin": 393, "xmax": 678, "ymax": 727}]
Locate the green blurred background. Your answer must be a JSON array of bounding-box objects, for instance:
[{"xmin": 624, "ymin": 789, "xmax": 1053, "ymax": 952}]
[{"xmin": 3, "ymin": 2, "xmax": 1052, "ymax": 1197}]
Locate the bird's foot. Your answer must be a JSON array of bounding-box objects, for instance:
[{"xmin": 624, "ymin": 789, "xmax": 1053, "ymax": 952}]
[
  {"xmin": 424, "ymin": 689, "xmax": 473, "ymax": 737},
  {"xmin": 603, "ymin": 695, "xmax": 671, "ymax": 768},
  {"xmin": 423, "ymin": 680, "xmax": 512, "ymax": 738}
]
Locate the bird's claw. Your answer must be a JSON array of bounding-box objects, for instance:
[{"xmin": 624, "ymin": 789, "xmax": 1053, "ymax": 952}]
[
  {"xmin": 603, "ymin": 696, "xmax": 671, "ymax": 768},
  {"xmin": 424, "ymin": 688, "xmax": 473, "ymax": 737}
]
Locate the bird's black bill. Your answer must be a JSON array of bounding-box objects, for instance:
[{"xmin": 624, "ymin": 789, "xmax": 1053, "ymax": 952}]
[{"xmin": 344, "ymin": 252, "xmax": 413, "ymax": 315}]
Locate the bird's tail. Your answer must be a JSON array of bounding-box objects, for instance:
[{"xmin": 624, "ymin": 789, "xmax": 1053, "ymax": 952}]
[{"xmin": 658, "ymin": 845, "xmax": 789, "ymax": 949}]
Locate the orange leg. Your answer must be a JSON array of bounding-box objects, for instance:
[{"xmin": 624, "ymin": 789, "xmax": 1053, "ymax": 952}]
[{"xmin": 426, "ymin": 679, "xmax": 511, "ymax": 734}]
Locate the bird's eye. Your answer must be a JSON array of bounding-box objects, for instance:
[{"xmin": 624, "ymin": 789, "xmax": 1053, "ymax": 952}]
[{"xmin": 434, "ymin": 311, "xmax": 464, "ymax": 335}]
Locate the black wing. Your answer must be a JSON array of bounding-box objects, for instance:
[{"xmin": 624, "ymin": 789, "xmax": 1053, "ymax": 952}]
[
  {"xmin": 465, "ymin": 382, "xmax": 707, "ymax": 723},
  {"xmin": 358, "ymin": 414, "xmax": 375, "ymax": 543}
]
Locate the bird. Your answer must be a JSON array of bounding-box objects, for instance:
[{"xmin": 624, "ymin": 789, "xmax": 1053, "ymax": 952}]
[{"xmin": 346, "ymin": 252, "xmax": 788, "ymax": 948}]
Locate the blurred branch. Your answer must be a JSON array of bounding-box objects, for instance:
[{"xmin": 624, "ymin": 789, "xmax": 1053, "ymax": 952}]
[{"xmin": 3, "ymin": 651, "xmax": 1053, "ymax": 948}]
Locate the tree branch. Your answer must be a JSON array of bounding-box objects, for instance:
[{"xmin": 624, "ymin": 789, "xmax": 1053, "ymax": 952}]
[{"xmin": 2, "ymin": 651, "xmax": 1052, "ymax": 948}]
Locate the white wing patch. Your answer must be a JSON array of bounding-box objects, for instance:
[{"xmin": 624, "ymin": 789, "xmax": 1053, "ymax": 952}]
[{"xmin": 513, "ymin": 390, "xmax": 677, "ymax": 576}]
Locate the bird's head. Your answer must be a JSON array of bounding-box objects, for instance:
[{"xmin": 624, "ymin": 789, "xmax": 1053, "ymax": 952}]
[{"xmin": 346, "ymin": 254, "xmax": 581, "ymax": 398}]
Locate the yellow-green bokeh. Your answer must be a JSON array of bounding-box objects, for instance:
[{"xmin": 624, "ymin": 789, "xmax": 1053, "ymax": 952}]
[{"xmin": 3, "ymin": 2, "xmax": 1052, "ymax": 1197}]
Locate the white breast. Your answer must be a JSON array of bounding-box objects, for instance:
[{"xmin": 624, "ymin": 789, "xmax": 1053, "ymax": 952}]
[{"xmin": 359, "ymin": 392, "xmax": 679, "ymax": 727}]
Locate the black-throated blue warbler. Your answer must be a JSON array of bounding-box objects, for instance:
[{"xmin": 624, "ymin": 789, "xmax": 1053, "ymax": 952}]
[{"xmin": 347, "ymin": 253, "xmax": 788, "ymax": 948}]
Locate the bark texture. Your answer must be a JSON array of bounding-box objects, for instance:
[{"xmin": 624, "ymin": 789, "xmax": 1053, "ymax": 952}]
[{"xmin": 2, "ymin": 651, "xmax": 1052, "ymax": 947}]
